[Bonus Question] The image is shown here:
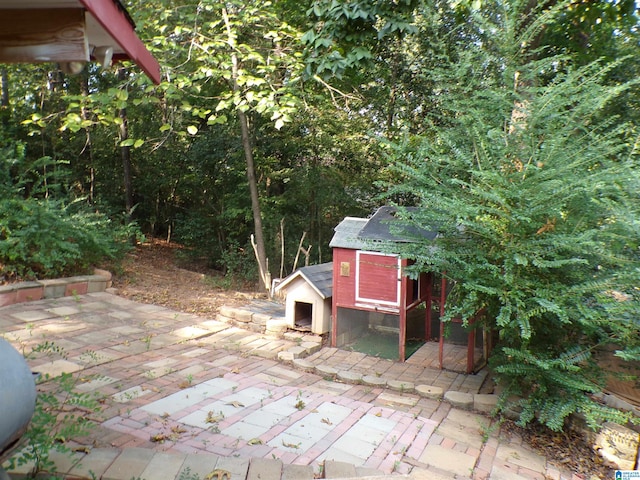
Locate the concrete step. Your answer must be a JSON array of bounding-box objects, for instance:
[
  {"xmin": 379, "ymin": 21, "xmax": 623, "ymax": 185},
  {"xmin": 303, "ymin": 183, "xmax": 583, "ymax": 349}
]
[{"xmin": 6, "ymin": 449, "xmax": 399, "ymax": 480}]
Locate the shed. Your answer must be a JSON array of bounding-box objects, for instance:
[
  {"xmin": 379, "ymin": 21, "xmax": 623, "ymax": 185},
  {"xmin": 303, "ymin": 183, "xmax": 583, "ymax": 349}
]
[
  {"xmin": 275, "ymin": 262, "xmax": 332, "ymax": 335},
  {"xmin": 0, "ymin": 0, "xmax": 161, "ymax": 84},
  {"xmin": 328, "ymin": 206, "xmax": 487, "ymax": 371},
  {"xmin": 329, "ymin": 206, "xmax": 436, "ymax": 362}
]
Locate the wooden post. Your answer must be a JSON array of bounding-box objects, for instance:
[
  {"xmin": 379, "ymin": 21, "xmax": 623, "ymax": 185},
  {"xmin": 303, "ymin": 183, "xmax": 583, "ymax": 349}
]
[
  {"xmin": 399, "ymin": 260, "xmax": 408, "ymax": 362},
  {"xmin": 425, "ymin": 272, "xmax": 433, "ymax": 340},
  {"xmin": 438, "ymin": 274, "xmax": 446, "ymax": 370},
  {"xmin": 467, "ymin": 318, "xmax": 476, "ymax": 374},
  {"xmin": 331, "ymin": 258, "xmax": 338, "ymax": 348}
]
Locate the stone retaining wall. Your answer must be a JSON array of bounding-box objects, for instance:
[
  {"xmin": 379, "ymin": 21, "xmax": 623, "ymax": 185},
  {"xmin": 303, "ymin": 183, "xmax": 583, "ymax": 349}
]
[
  {"xmin": 217, "ymin": 305, "xmax": 291, "ymax": 337},
  {"xmin": 0, "ymin": 269, "xmax": 112, "ymax": 307}
]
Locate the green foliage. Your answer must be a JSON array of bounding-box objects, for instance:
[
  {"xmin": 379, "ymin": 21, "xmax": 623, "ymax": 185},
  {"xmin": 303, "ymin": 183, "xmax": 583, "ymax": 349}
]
[
  {"xmin": 493, "ymin": 347, "xmax": 635, "ymax": 431},
  {"xmin": 385, "ymin": 0, "xmax": 640, "ymax": 431},
  {"xmin": 303, "ymin": 0, "xmax": 419, "ymax": 78},
  {"xmin": 0, "ymin": 142, "xmax": 137, "ymax": 281}
]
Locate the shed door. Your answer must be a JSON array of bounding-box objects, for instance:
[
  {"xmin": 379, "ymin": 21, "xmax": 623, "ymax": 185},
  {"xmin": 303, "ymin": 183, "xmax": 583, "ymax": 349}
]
[{"xmin": 355, "ymin": 251, "xmax": 401, "ymax": 307}]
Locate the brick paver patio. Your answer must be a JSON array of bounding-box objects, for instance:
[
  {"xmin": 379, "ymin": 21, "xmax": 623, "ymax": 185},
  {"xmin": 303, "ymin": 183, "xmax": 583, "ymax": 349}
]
[{"xmin": 1, "ymin": 292, "xmax": 590, "ymax": 479}]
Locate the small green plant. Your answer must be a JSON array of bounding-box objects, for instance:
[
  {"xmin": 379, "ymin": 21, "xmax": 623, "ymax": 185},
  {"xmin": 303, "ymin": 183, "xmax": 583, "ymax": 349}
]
[
  {"xmin": 7, "ymin": 372, "xmax": 101, "ymax": 478},
  {"xmin": 177, "ymin": 467, "xmax": 201, "ymax": 480},
  {"xmin": 203, "ymin": 272, "xmax": 234, "ymax": 290},
  {"xmin": 479, "ymin": 418, "xmax": 503, "ymax": 442},
  {"xmin": 294, "ymin": 390, "xmax": 306, "ymax": 410},
  {"xmin": 7, "ymin": 342, "xmax": 102, "ymax": 479},
  {"xmin": 142, "ymin": 334, "xmax": 153, "ymax": 351}
]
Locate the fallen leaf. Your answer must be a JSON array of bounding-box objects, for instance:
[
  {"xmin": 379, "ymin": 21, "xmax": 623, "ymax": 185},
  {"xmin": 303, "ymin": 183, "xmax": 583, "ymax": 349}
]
[
  {"xmin": 150, "ymin": 433, "xmax": 167, "ymax": 443},
  {"xmin": 205, "ymin": 469, "xmax": 232, "ymax": 480},
  {"xmin": 206, "ymin": 411, "xmax": 224, "ymax": 423},
  {"xmin": 248, "ymin": 438, "xmax": 263, "ymax": 445},
  {"xmin": 282, "ymin": 441, "xmax": 301, "ymax": 449},
  {"xmin": 321, "ymin": 417, "xmax": 333, "ymax": 426},
  {"xmin": 226, "ymin": 401, "xmax": 244, "ymax": 408}
]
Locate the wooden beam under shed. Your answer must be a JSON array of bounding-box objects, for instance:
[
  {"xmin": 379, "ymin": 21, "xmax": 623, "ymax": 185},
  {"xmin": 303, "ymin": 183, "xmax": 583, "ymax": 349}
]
[{"xmin": 0, "ymin": 9, "xmax": 89, "ymax": 63}]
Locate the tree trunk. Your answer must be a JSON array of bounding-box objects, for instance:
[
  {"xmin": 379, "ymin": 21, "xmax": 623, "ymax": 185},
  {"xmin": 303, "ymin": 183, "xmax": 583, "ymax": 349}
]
[
  {"xmin": 79, "ymin": 71, "xmax": 95, "ymax": 204},
  {"xmin": 238, "ymin": 108, "xmax": 268, "ymax": 289},
  {"xmin": 0, "ymin": 67, "xmax": 9, "ymax": 127},
  {"xmin": 223, "ymin": 7, "xmax": 269, "ymax": 290},
  {"xmin": 118, "ymin": 67, "xmax": 135, "ymax": 243}
]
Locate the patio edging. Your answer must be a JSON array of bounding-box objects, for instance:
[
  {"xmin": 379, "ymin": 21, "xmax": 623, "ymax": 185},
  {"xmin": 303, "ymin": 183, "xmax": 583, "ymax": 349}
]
[{"xmin": 0, "ymin": 269, "xmax": 112, "ymax": 307}]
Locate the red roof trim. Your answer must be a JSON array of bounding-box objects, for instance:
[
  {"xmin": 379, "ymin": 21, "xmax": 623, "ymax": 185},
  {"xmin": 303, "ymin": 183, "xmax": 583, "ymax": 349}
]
[{"xmin": 79, "ymin": 0, "xmax": 161, "ymax": 84}]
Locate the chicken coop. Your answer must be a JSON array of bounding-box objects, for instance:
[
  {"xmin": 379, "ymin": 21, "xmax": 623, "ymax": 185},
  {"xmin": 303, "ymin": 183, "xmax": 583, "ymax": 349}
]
[{"xmin": 329, "ymin": 206, "xmax": 487, "ymax": 371}]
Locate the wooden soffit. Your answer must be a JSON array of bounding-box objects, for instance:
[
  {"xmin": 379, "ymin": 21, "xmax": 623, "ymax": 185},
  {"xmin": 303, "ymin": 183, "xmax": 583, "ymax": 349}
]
[{"xmin": 0, "ymin": 0, "xmax": 161, "ymax": 84}]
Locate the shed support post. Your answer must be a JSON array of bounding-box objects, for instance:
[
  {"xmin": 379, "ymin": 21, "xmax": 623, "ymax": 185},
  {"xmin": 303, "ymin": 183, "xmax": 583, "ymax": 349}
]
[
  {"xmin": 425, "ymin": 272, "xmax": 433, "ymax": 340},
  {"xmin": 438, "ymin": 274, "xmax": 446, "ymax": 370}
]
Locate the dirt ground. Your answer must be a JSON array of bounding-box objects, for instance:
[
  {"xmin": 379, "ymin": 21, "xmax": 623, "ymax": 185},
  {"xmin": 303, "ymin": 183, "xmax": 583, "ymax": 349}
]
[
  {"xmin": 110, "ymin": 239, "xmax": 617, "ymax": 478},
  {"xmin": 110, "ymin": 238, "xmax": 264, "ymax": 317}
]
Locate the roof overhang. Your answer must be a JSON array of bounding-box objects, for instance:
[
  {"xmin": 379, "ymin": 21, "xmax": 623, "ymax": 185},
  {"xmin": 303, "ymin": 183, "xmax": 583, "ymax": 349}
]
[{"xmin": 0, "ymin": 0, "xmax": 161, "ymax": 84}]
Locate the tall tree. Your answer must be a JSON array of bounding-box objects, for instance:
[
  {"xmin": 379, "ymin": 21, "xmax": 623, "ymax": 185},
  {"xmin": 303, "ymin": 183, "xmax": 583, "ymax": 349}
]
[{"xmin": 144, "ymin": 0, "xmax": 306, "ymax": 289}]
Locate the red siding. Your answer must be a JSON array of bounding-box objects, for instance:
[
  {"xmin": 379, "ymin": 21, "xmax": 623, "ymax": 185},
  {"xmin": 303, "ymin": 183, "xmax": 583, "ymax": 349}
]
[
  {"xmin": 356, "ymin": 252, "xmax": 400, "ymax": 306},
  {"xmin": 332, "ymin": 248, "xmax": 357, "ymax": 307}
]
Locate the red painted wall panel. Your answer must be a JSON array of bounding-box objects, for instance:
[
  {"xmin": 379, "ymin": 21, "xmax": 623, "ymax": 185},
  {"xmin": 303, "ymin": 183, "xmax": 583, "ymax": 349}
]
[
  {"xmin": 357, "ymin": 252, "xmax": 399, "ymax": 305},
  {"xmin": 332, "ymin": 248, "xmax": 356, "ymax": 306}
]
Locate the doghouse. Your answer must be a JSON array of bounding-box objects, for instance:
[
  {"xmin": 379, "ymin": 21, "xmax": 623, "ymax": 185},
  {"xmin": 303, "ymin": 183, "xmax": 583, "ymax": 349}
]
[{"xmin": 275, "ymin": 262, "xmax": 333, "ymax": 335}]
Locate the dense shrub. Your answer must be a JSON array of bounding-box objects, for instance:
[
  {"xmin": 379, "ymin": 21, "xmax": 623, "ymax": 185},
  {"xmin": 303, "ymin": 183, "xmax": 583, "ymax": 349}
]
[{"xmin": 0, "ymin": 145, "xmax": 137, "ymax": 282}]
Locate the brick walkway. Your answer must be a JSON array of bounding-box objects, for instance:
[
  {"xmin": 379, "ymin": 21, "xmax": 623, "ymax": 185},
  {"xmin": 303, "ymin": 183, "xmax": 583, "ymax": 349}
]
[{"xmin": 0, "ymin": 293, "xmax": 588, "ymax": 480}]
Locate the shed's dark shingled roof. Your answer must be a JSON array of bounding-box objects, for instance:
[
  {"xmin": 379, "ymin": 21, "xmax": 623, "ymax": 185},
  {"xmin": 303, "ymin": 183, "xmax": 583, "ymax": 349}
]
[{"xmin": 329, "ymin": 206, "xmax": 436, "ymax": 251}]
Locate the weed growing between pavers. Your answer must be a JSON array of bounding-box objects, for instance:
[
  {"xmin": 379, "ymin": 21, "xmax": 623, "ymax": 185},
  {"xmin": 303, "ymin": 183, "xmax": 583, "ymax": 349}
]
[{"xmin": 7, "ymin": 342, "xmax": 103, "ymax": 479}]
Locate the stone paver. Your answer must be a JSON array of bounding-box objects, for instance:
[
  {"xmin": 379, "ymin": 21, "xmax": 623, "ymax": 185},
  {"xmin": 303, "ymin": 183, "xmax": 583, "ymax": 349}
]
[
  {"xmin": 416, "ymin": 385, "xmax": 444, "ymax": 400},
  {"xmin": 139, "ymin": 452, "xmax": 186, "ymax": 480},
  {"xmin": 419, "ymin": 444, "xmax": 477, "ymax": 478},
  {"xmin": 443, "ymin": 391, "xmax": 474, "ymax": 410},
  {"xmin": 178, "ymin": 453, "xmax": 220, "ymax": 479},
  {"xmin": 495, "ymin": 443, "xmax": 546, "ymax": 473},
  {"xmin": 216, "ymin": 456, "xmax": 250, "ymax": 479},
  {"xmin": 281, "ymin": 464, "xmax": 314, "ymax": 479},
  {"xmin": 33, "ymin": 359, "xmax": 83, "ymax": 378},
  {"xmin": 246, "ymin": 458, "xmax": 282, "ymax": 480},
  {"xmin": 0, "ymin": 292, "xmax": 598, "ymax": 480},
  {"xmin": 324, "ymin": 460, "xmax": 358, "ymax": 478},
  {"xmin": 102, "ymin": 447, "xmax": 156, "ymax": 480},
  {"xmin": 67, "ymin": 448, "xmax": 121, "ymax": 479}
]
